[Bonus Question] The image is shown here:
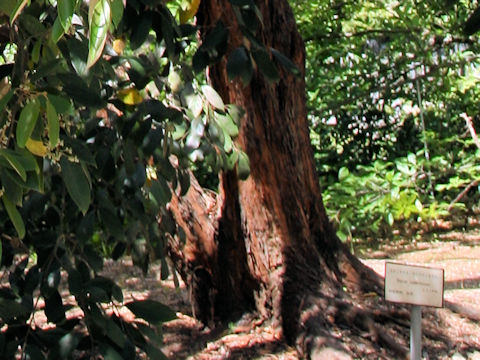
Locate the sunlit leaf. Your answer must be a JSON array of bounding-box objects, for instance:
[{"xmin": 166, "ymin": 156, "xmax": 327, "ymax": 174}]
[
  {"xmin": 9, "ymin": 0, "xmax": 29, "ymax": 24},
  {"xmin": 338, "ymin": 167, "xmax": 349, "ymax": 181},
  {"xmin": 16, "ymin": 98, "xmax": 40, "ymax": 148},
  {"xmin": 179, "ymin": 0, "xmax": 201, "ymax": 24},
  {"xmin": 201, "ymin": 85, "xmax": 224, "ymax": 110},
  {"xmin": 25, "ymin": 138, "xmax": 48, "ymax": 157},
  {"xmin": 118, "ymin": 88, "xmax": 143, "ymax": 105},
  {"xmin": 87, "ymin": 0, "xmax": 111, "ymax": 68},
  {"xmin": 237, "ymin": 151, "xmax": 250, "ymax": 180},
  {"xmin": 112, "ymin": 38, "xmax": 125, "ymax": 54}
]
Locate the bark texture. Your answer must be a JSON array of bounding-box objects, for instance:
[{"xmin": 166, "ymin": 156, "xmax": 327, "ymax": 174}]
[{"xmin": 167, "ymin": 0, "xmax": 392, "ymax": 357}]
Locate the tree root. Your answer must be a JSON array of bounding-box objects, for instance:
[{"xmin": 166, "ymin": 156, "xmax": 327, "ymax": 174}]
[{"xmin": 296, "ymin": 293, "xmax": 411, "ymax": 359}]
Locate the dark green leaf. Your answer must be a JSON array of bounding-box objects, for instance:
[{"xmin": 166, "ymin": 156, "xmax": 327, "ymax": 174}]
[
  {"xmin": 57, "ymin": 0, "xmax": 76, "ymax": 31},
  {"xmin": 227, "ymin": 46, "xmax": 253, "ymax": 84},
  {"xmin": 47, "ymin": 94, "xmax": 73, "ymax": 115},
  {"xmin": 464, "ymin": 6, "xmax": 480, "ymax": 35},
  {"xmin": 51, "ymin": 16, "xmax": 65, "ymax": 43},
  {"xmin": 252, "ymin": 48, "xmax": 279, "ymax": 82},
  {"xmin": 46, "ymin": 99, "xmax": 60, "ymax": 147},
  {"xmin": 1, "ymin": 170, "xmax": 23, "ymax": 206},
  {"xmin": 178, "ymin": 169, "xmax": 190, "ymax": 196},
  {"xmin": 60, "ymin": 156, "xmax": 91, "ymax": 214},
  {"xmin": 130, "ymin": 11, "xmax": 152, "ymax": 50},
  {"xmin": 110, "ymin": 0, "xmax": 124, "ymax": 29},
  {"xmin": 271, "ymin": 48, "xmax": 300, "ymax": 77},
  {"xmin": 2, "ymin": 195, "xmax": 25, "ymax": 239},
  {"xmin": 0, "ymin": 89, "xmax": 13, "ymax": 116},
  {"xmin": 16, "ymin": 98, "xmax": 40, "ymax": 148},
  {"xmin": 0, "ymin": 298, "xmax": 30, "ymax": 321},
  {"xmin": 68, "ymin": 269, "xmax": 83, "ymax": 296},
  {"xmin": 149, "ymin": 177, "xmax": 171, "ymax": 206},
  {"xmin": 0, "ymin": 149, "xmax": 27, "ymax": 181},
  {"xmin": 125, "ymin": 300, "xmax": 176, "ymax": 323},
  {"xmin": 24, "ymin": 344, "xmax": 45, "ymax": 360},
  {"xmin": 45, "ymin": 291, "xmax": 66, "ymax": 323},
  {"xmin": 99, "ymin": 207, "xmax": 124, "ymax": 240},
  {"xmin": 105, "ymin": 318, "xmax": 126, "ymax": 347},
  {"xmin": 237, "ymin": 151, "xmax": 250, "ymax": 180}
]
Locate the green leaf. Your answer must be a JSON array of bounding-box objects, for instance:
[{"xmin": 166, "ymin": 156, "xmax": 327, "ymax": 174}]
[
  {"xmin": 125, "ymin": 300, "xmax": 176, "ymax": 323},
  {"xmin": 227, "ymin": 47, "xmax": 253, "ymax": 84},
  {"xmin": 16, "ymin": 98, "xmax": 40, "ymax": 148},
  {"xmin": 45, "ymin": 291, "xmax": 66, "ymax": 323},
  {"xmin": 252, "ymin": 48, "xmax": 279, "ymax": 82},
  {"xmin": 338, "ymin": 167, "xmax": 349, "ymax": 181},
  {"xmin": 201, "ymin": 85, "xmax": 224, "ymax": 110},
  {"xmin": 60, "ymin": 157, "xmax": 91, "ymax": 214},
  {"xmin": 46, "ymin": 100, "xmax": 60, "ymax": 147},
  {"xmin": 9, "ymin": 0, "xmax": 29, "ymax": 24},
  {"xmin": 47, "ymin": 94, "xmax": 73, "ymax": 115},
  {"xmin": 53, "ymin": 333, "xmax": 81, "ymax": 359},
  {"xmin": 110, "ymin": 0, "xmax": 124, "ymax": 30},
  {"xmin": 2, "ymin": 195, "xmax": 25, "ymax": 239},
  {"xmin": 0, "ymin": 298, "xmax": 29, "ymax": 321},
  {"xmin": 1, "ymin": 170, "xmax": 23, "ymax": 206},
  {"xmin": 237, "ymin": 151, "xmax": 250, "ymax": 180},
  {"xmin": 51, "ymin": 16, "xmax": 65, "ymax": 43},
  {"xmin": 105, "ymin": 318, "xmax": 126, "ymax": 348},
  {"xmin": 101, "ymin": 344, "xmax": 123, "ymax": 360},
  {"xmin": 0, "ymin": 149, "xmax": 27, "ymax": 181},
  {"xmin": 57, "ymin": 0, "xmax": 76, "ymax": 31},
  {"xmin": 271, "ymin": 48, "xmax": 300, "ymax": 77},
  {"xmin": 87, "ymin": 0, "xmax": 112, "ymax": 68},
  {"xmin": 149, "ymin": 177, "xmax": 172, "ymax": 206},
  {"xmin": 99, "ymin": 207, "xmax": 124, "ymax": 240},
  {"xmin": 215, "ymin": 113, "xmax": 239, "ymax": 137},
  {"xmin": 0, "ymin": 89, "xmax": 13, "ymax": 115}
]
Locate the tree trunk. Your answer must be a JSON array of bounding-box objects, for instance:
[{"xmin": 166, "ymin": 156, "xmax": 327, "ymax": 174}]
[{"xmin": 167, "ymin": 0, "xmax": 402, "ymax": 357}]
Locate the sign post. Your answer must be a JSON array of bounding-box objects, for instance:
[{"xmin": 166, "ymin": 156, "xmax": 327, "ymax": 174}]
[{"xmin": 385, "ymin": 262, "xmax": 444, "ymax": 360}]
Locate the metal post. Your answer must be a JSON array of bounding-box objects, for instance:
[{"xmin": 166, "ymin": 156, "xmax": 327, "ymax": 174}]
[{"xmin": 410, "ymin": 305, "xmax": 422, "ymax": 360}]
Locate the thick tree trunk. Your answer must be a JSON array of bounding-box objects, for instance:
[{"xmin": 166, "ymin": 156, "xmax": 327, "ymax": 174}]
[{"xmin": 167, "ymin": 0, "xmax": 398, "ymax": 357}]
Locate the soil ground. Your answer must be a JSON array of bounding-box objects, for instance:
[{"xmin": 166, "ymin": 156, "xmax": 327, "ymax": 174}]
[{"xmin": 99, "ymin": 229, "xmax": 480, "ymax": 359}]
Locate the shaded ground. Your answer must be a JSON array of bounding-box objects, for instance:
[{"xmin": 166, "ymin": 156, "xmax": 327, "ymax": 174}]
[{"xmin": 100, "ymin": 230, "xmax": 480, "ymax": 359}]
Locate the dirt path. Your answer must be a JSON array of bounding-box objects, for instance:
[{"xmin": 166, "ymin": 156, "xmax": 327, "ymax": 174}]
[{"xmin": 102, "ymin": 233, "xmax": 480, "ymax": 359}]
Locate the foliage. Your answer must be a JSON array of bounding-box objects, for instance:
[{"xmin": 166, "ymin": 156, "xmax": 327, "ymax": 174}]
[
  {"xmin": 0, "ymin": 0, "xmax": 303, "ymax": 356},
  {"xmin": 290, "ymin": 0, "xmax": 480, "ymax": 240}
]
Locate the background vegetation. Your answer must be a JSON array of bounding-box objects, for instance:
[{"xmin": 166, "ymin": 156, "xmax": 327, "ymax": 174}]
[{"xmin": 291, "ymin": 0, "xmax": 480, "ymax": 243}]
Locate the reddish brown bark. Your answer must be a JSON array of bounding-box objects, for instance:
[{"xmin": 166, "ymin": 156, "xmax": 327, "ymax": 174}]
[{"xmin": 167, "ymin": 0, "xmax": 387, "ymax": 356}]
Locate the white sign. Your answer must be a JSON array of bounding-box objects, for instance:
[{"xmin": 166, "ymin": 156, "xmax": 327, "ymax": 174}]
[{"xmin": 385, "ymin": 262, "xmax": 444, "ymax": 308}]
